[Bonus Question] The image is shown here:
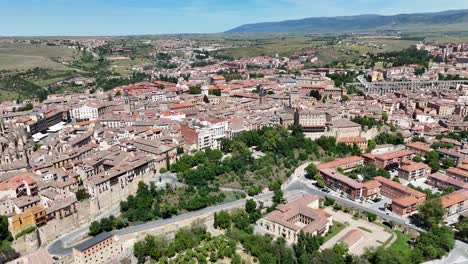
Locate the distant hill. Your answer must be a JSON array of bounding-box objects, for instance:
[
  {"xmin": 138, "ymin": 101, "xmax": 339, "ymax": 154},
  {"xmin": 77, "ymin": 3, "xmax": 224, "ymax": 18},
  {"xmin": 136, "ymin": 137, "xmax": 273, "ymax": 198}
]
[{"xmin": 226, "ymin": 9, "xmax": 468, "ymax": 33}]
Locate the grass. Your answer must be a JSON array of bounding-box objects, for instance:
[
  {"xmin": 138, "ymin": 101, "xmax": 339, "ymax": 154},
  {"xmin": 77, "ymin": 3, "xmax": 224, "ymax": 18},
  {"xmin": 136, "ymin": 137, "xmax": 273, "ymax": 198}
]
[
  {"xmin": 386, "ymin": 231, "xmax": 412, "ymax": 258},
  {"xmin": 358, "ymin": 226, "xmax": 372, "ymax": 233},
  {"xmin": 0, "ymin": 43, "xmax": 79, "ymax": 71},
  {"xmin": 323, "ymin": 221, "xmax": 346, "ymax": 242}
]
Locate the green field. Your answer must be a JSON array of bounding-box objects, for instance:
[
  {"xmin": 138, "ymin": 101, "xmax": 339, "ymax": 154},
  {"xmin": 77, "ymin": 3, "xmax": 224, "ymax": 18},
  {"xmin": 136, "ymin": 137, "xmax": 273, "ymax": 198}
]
[
  {"xmin": 387, "ymin": 231, "xmax": 412, "ymax": 260},
  {"xmin": 0, "ymin": 43, "xmax": 79, "ymax": 71}
]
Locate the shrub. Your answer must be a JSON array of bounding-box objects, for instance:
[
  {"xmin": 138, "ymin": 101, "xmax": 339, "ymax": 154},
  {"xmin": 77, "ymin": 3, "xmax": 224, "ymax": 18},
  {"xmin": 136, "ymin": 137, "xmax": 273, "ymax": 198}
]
[{"xmin": 15, "ymin": 226, "xmax": 36, "ymax": 240}]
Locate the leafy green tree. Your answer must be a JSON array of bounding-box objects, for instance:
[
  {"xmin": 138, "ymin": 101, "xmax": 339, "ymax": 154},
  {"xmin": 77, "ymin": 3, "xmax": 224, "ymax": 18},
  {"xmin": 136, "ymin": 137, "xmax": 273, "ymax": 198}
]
[
  {"xmin": 89, "ymin": 221, "xmax": 102, "ymax": 236},
  {"xmin": 416, "ymin": 198, "xmax": 444, "ymax": 229},
  {"xmin": 455, "ymin": 217, "xmax": 468, "ymax": 240},
  {"xmin": 293, "ymin": 232, "xmax": 323, "ymax": 261},
  {"xmin": 76, "ymin": 188, "xmax": 90, "ymax": 201},
  {"xmin": 273, "ymin": 189, "xmax": 284, "ymax": 204},
  {"xmin": 214, "ymin": 211, "xmax": 231, "ymax": 230},
  {"xmin": 412, "ymin": 156, "xmax": 423, "ymax": 162},
  {"xmin": 305, "ymin": 163, "xmax": 318, "ymax": 179},
  {"xmin": 443, "ymin": 158, "xmax": 455, "ymax": 168}
]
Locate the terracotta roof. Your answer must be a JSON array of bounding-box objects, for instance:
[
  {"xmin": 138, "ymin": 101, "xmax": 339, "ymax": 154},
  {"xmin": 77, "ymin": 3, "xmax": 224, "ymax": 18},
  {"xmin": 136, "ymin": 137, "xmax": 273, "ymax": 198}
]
[
  {"xmin": 339, "ymin": 229, "xmax": 364, "ymax": 247},
  {"xmin": 320, "ymin": 168, "xmax": 364, "ymax": 189},
  {"xmin": 317, "ymin": 156, "xmax": 364, "ymax": 170},
  {"xmin": 393, "ymin": 195, "xmax": 419, "ymax": 207},
  {"xmin": 374, "ymin": 176, "xmax": 426, "ymax": 199},
  {"xmin": 399, "ymin": 162, "xmax": 430, "ymax": 173},
  {"xmin": 375, "ymin": 150, "xmax": 414, "ymax": 161},
  {"xmin": 363, "ymin": 180, "xmax": 381, "ymax": 190},
  {"xmin": 447, "ymin": 167, "xmax": 468, "ymax": 179},
  {"xmin": 441, "ymin": 189, "xmax": 468, "ymax": 208}
]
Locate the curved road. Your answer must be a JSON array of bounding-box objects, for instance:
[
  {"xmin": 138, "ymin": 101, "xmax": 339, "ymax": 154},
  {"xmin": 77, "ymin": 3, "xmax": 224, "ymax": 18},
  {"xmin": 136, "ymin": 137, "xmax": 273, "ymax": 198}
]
[
  {"xmin": 48, "ymin": 192, "xmax": 274, "ymax": 256},
  {"xmin": 48, "ymin": 168, "xmax": 422, "ymax": 257}
]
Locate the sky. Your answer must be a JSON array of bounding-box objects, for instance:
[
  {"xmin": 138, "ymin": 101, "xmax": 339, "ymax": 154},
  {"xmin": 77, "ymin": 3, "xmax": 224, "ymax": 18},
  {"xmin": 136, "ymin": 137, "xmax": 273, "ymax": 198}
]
[{"xmin": 1, "ymin": 0, "xmax": 468, "ymax": 36}]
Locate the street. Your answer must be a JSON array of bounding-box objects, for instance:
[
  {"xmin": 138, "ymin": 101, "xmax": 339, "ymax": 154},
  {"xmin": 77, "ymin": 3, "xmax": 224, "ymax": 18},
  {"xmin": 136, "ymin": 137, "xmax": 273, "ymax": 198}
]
[{"xmin": 48, "ymin": 162, "xmax": 422, "ymax": 257}]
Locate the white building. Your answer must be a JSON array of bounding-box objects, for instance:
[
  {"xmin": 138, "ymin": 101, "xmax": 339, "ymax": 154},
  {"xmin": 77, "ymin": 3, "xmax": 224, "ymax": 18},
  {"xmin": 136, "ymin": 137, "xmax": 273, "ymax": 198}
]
[{"xmin": 70, "ymin": 104, "xmax": 105, "ymax": 121}]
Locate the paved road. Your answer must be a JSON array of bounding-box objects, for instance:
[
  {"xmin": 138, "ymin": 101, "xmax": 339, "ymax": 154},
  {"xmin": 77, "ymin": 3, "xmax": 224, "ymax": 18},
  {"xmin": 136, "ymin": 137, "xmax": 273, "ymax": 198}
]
[
  {"xmin": 48, "ymin": 163, "xmax": 423, "ymax": 257},
  {"xmin": 48, "ymin": 191, "xmax": 274, "ymax": 257}
]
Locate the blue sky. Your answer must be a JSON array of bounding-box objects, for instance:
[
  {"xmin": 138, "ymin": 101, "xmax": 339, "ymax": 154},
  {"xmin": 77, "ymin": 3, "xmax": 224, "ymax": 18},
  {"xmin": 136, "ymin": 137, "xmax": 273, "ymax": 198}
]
[{"xmin": 1, "ymin": 0, "xmax": 468, "ymax": 36}]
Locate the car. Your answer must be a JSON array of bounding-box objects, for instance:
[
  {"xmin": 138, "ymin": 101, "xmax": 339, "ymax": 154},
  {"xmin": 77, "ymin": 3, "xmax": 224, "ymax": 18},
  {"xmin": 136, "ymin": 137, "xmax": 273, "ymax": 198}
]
[{"xmin": 52, "ymin": 256, "xmax": 60, "ymax": 260}]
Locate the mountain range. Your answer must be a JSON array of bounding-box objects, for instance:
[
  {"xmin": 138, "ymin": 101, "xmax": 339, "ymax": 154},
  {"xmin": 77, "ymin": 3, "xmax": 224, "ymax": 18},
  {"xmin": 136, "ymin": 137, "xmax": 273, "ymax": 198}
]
[{"xmin": 226, "ymin": 9, "xmax": 468, "ymax": 34}]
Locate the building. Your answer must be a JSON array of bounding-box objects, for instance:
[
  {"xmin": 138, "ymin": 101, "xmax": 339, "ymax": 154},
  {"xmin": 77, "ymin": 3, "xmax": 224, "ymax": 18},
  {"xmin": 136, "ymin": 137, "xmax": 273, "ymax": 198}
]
[
  {"xmin": 405, "ymin": 141, "xmax": 432, "ymax": 157},
  {"xmin": 426, "ymin": 172, "xmax": 468, "ymax": 190},
  {"xmin": 72, "ymin": 232, "xmax": 122, "ymax": 264},
  {"xmin": 447, "ymin": 167, "xmax": 468, "ymax": 183},
  {"xmin": 10, "ymin": 205, "xmax": 46, "ymax": 233},
  {"xmin": 259, "ymin": 195, "xmax": 332, "ymax": 243},
  {"xmin": 374, "ymin": 150, "xmax": 414, "ymax": 169},
  {"xmin": 363, "ymin": 180, "xmax": 381, "ymax": 198},
  {"xmin": 320, "ymin": 169, "xmax": 364, "ymax": 199},
  {"xmin": 327, "ymin": 119, "xmax": 361, "ymax": 139},
  {"xmin": 296, "ymin": 110, "xmax": 326, "ymax": 133},
  {"xmin": 337, "ymin": 137, "xmax": 368, "ymax": 151},
  {"xmin": 317, "ymin": 156, "xmax": 364, "ymax": 172},
  {"xmin": 398, "ymin": 162, "xmax": 431, "ymax": 181},
  {"xmin": 374, "ymin": 176, "xmax": 426, "ymax": 216},
  {"xmin": 70, "ymin": 103, "xmax": 106, "ymax": 121},
  {"xmin": 441, "ymin": 189, "xmax": 468, "ymax": 219},
  {"xmin": 180, "ymin": 118, "xmax": 227, "ymax": 150},
  {"xmin": 438, "ymin": 148, "xmax": 465, "ymax": 166}
]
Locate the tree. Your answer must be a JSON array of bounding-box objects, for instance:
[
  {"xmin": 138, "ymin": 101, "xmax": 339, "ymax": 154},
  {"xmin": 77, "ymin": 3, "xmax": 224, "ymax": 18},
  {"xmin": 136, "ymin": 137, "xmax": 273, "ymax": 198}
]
[
  {"xmin": 416, "ymin": 198, "xmax": 444, "ymax": 229},
  {"xmin": 309, "ymin": 90, "xmax": 322, "ymax": 100},
  {"xmin": 305, "ymin": 163, "xmax": 318, "ymax": 179},
  {"xmin": 76, "ymin": 188, "xmax": 90, "ymax": 201},
  {"xmin": 455, "ymin": 217, "xmax": 468, "ymax": 241},
  {"xmin": 443, "ymin": 158, "xmax": 455, "ymax": 168},
  {"xmin": 367, "ymin": 139, "xmax": 377, "ymax": 153},
  {"xmin": 0, "ymin": 215, "xmax": 12, "ymax": 247},
  {"xmin": 214, "ymin": 211, "xmax": 231, "ymax": 230},
  {"xmin": 89, "ymin": 221, "xmax": 102, "ymax": 236},
  {"xmin": 273, "ymin": 189, "xmax": 284, "ymax": 204},
  {"xmin": 425, "ymin": 151, "xmax": 440, "ymax": 173},
  {"xmin": 293, "ymin": 232, "xmax": 323, "ymax": 261},
  {"xmin": 203, "ymin": 94, "xmax": 209, "ymax": 103},
  {"xmin": 412, "ymin": 156, "xmax": 423, "ymax": 163}
]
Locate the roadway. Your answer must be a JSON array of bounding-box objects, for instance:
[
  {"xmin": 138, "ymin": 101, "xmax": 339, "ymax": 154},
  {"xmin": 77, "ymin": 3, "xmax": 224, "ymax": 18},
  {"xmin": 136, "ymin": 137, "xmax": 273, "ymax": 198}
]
[
  {"xmin": 48, "ymin": 163, "xmax": 422, "ymax": 257},
  {"xmin": 47, "ymin": 191, "xmax": 274, "ymax": 257}
]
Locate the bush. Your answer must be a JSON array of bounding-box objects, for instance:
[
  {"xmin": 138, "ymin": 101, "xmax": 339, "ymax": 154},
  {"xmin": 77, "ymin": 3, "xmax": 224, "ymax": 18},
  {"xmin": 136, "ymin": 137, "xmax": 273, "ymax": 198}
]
[
  {"xmin": 333, "ymin": 204, "xmax": 342, "ymax": 211},
  {"xmin": 15, "ymin": 226, "xmax": 36, "ymax": 240}
]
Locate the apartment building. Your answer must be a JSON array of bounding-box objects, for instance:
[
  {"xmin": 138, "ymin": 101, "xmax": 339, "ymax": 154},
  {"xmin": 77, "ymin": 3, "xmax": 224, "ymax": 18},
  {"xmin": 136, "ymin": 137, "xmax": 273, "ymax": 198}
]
[
  {"xmin": 405, "ymin": 141, "xmax": 432, "ymax": 157},
  {"xmin": 180, "ymin": 117, "xmax": 227, "ymax": 150},
  {"xmin": 317, "ymin": 156, "xmax": 364, "ymax": 172},
  {"xmin": 441, "ymin": 189, "xmax": 468, "ymax": 219},
  {"xmin": 320, "ymin": 169, "xmax": 364, "ymax": 199},
  {"xmin": 447, "ymin": 167, "xmax": 468, "ymax": 183},
  {"xmin": 374, "ymin": 150, "xmax": 414, "ymax": 169},
  {"xmin": 398, "ymin": 162, "xmax": 431, "ymax": 181},
  {"xmin": 363, "ymin": 180, "xmax": 381, "ymax": 198},
  {"xmin": 427, "ymin": 172, "xmax": 468, "ymax": 190},
  {"xmin": 374, "ymin": 176, "xmax": 426, "ymax": 216}
]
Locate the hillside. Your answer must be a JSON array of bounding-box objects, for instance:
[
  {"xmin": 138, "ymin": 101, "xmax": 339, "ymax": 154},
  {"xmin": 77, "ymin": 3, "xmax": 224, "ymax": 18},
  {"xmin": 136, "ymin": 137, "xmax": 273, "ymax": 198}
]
[{"xmin": 226, "ymin": 9, "xmax": 468, "ymax": 33}]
